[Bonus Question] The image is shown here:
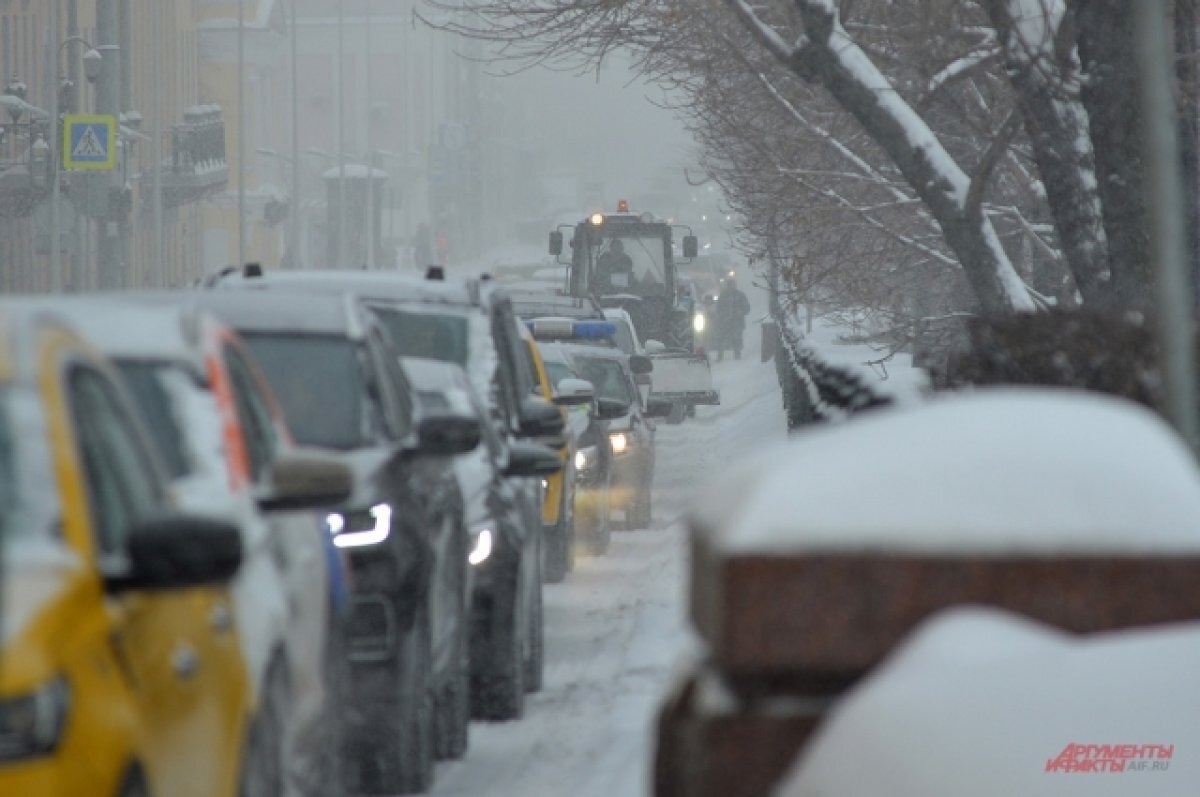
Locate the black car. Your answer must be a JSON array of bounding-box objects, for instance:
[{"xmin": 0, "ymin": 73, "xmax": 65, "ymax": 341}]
[
  {"xmin": 206, "ymin": 268, "xmax": 571, "ymax": 585},
  {"xmin": 401, "ymin": 355, "xmax": 561, "ymax": 721},
  {"xmin": 544, "ymin": 341, "xmax": 671, "ymax": 529},
  {"xmin": 190, "ymin": 288, "xmax": 477, "ymax": 794}
]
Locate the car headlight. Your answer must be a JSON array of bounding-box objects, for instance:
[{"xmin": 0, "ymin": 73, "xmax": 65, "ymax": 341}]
[
  {"xmin": 0, "ymin": 677, "xmax": 70, "ymax": 763},
  {"xmin": 326, "ymin": 503, "xmax": 392, "ymax": 548},
  {"xmin": 574, "ymin": 446, "xmax": 597, "ymax": 472},
  {"xmin": 693, "ymin": 312, "xmax": 706, "ymax": 333},
  {"xmin": 468, "ymin": 525, "xmax": 494, "ymax": 566},
  {"xmin": 609, "ymin": 431, "xmax": 629, "ymax": 455}
]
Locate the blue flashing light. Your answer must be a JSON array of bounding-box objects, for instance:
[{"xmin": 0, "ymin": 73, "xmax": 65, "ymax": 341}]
[
  {"xmin": 572, "ymin": 321, "xmax": 616, "ymax": 339},
  {"xmin": 527, "ymin": 317, "xmax": 616, "ymax": 340}
]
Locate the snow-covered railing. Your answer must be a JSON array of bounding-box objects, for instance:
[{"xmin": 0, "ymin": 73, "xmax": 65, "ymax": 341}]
[{"xmin": 773, "ymin": 308, "xmax": 892, "ymax": 428}]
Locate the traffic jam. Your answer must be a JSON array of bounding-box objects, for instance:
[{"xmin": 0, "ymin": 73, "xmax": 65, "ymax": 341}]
[{"xmin": 0, "ymin": 202, "xmax": 719, "ymax": 796}]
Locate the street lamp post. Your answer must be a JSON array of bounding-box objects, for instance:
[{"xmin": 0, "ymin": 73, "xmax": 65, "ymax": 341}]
[
  {"xmin": 237, "ymin": 0, "xmax": 246, "ymax": 270},
  {"xmin": 49, "ymin": 31, "xmax": 102, "ymax": 293},
  {"xmin": 364, "ymin": 0, "xmax": 374, "ymax": 269},
  {"xmin": 287, "ymin": 0, "xmax": 300, "ymax": 268}
]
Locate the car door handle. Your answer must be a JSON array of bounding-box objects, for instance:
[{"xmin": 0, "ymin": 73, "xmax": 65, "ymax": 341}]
[
  {"xmin": 172, "ymin": 644, "xmax": 200, "ymax": 680},
  {"xmin": 210, "ymin": 603, "xmax": 233, "ymax": 633}
]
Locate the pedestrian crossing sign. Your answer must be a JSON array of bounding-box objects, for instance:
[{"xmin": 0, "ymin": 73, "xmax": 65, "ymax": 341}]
[{"xmin": 63, "ymin": 114, "xmax": 117, "ymax": 171}]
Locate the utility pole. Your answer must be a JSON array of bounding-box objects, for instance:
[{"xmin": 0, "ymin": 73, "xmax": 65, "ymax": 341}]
[
  {"xmin": 288, "ymin": 0, "xmax": 301, "ymax": 268},
  {"xmin": 1134, "ymin": 0, "xmax": 1200, "ymax": 453},
  {"xmin": 49, "ymin": 0, "xmax": 62, "ymax": 292},
  {"xmin": 365, "ymin": 0, "xmax": 374, "ymax": 269},
  {"xmin": 337, "ymin": 0, "xmax": 347, "ymax": 268},
  {"xmin": 151, "ymin": 0, "xmax": 164, "ymax": 280},
  {"xmin": 237, "ymin": 0, "xmax": 246, "ymax": 269},
  {"xmin": 96, "ymin": 0, "xmax": 121, "ymax": 289},
  {"xmin": 67, "ymin": 0, "xmax": 82, "ymax": 290}
]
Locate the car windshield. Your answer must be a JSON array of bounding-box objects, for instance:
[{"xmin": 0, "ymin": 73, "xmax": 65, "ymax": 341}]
[
  {"xmin": 544, "ymin": 361, "xmax": 574, "ymax": 387},
  {"xmin": 241, "ymin": 333, "xmax": 373, "ymax": 450},
  {"xmin": 115, "ymin": 361, "xmax": 191, "ymax": 479},
  {"xmin": 609, "ymin": 320, "xmax": 636, "ymax": 355},
  {"xmin": 573, "ymin": 356, "xmax": 632, "ymax": 404},
  {"xmin": 597, "ymin": 235, "xmax": 667, "ymax": 294},
  {"xmin": 371, "ymin": 306, "xmax": 470, "ymax": 367}
]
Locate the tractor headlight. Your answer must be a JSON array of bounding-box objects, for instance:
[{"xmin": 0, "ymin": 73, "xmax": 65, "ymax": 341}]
[
  {"xmin": 0, "ymin": 676, "xmax": 70, "ymax": 763},
  {"xmin": 327, "ymin": 503, "xmax": 392, "ymax": 548},
  {"xmin": 693, "ymin": 313, "xmax": 706, "ymax": 333}
]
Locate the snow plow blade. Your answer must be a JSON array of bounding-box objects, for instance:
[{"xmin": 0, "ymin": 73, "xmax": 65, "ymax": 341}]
[{"xmin": 648, "ymin": 351, "xmax": 720, "ymax": 406}]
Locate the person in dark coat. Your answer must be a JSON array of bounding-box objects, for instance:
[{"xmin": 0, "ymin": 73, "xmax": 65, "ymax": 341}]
[
  {"xmin": 714, "ymin": 277, "xmax": 751, "ymax": 360},
  {"xmin": 594, "ymin": 238, "xmax": 635, "ymax": 294}
]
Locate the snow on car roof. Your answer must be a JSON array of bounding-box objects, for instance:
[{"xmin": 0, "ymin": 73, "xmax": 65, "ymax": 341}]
[
  {"xmin": 693, "ymin": 388, "xmax": 1200, "ymax": 555},
  {"xmin": 190, "ymin": 287, "xmax": 365, "ymax": 338},
  {"xmin": 779, "ymin": 606, "xmax": 1200, "ymax": 797},
  {"xmin": 215, "ymin": 268, "xmax": 479, "ymax": 306},
  {"xmin": 58, "ymin": 297, "xmax": 210, "ymax": 377}
]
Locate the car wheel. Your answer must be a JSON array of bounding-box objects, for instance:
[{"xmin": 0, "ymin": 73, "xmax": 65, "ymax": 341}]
[
  {"xmin": 360, "ymin": 616, "xmax": 434, "ymax": 795},
  {"xmin": 524, "ymin": 553, "xmax": 545, "ymax": 693},
  {"xmin": 583, "ymin": 489, "xmax": 612, "ymax": 555},
  {"xmin": 635, "ymin": 488, "xmax": 653, "ymax": 529},
  {"xmin": 435, "ymin": 546, "xmax": 470, "ymax": 760},
  {"xmin": 241, "ymin": 664, "xmax": 289, "ymax": 797},
  {"xmin": 666, "ymin": 402, "xmax": 687, "ymax": 425},
  {"xmin": 543, "ymin": 495, "xmax": 571, "ymax": 584},
  {"xmin": 117, "ymin": 769, "xmax": 151, "ymax": 797},
  {"xmin": 471, "ymin": 567, "xmax": 526, "ymax": 721}
]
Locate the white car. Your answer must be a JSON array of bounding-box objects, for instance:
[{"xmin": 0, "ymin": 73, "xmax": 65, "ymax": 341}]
[{"xmin": 69, "ymin": 297, "xmax": 347, "ymax": 796}]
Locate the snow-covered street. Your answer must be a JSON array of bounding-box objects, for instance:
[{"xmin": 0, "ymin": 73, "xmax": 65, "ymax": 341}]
[{"xmin": 429, "ymin": 288, "xmax": 787, "ymax": 796}]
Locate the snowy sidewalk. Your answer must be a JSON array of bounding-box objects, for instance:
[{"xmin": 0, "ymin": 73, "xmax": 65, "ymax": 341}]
[{"xmin": 429, "ymin": 288, "xmax": 786, "ymax": 797}]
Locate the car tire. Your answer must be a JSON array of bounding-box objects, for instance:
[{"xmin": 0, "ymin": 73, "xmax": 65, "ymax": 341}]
[
  {"xmin": 471, "ymin": 568, "xmax": 526, "ymax": 721},
  {"xmin": 435, "ymin": 543, "xmax": 470, "ymax": 760},
  {"xmin": 360, "ymin": 615, "xmax": 434, "ymax": 795},
  {"xmin": 117, "ymin": 768, "xmax": 151, "ymax": 797},
  {"xmin": 241, "ymin": 663, "xmax": 289, "ymax": 797},
  {"xmin": 666, "ymin": 402, "xmax": 687, "ymax": 425},
  {"xmin": 583, "ymin": 490, "xmax": 612, "ymax": 555},
  {"xmin": 524, "ymin": 553, "xmax": 545, "ymax": 693},
  {"xmin": 543, "ymin": 488, "xmax": 572, "ymax": 583}
]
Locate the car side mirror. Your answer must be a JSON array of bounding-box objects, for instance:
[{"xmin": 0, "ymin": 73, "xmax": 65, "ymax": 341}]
[
  {"xmin": 554, "ymin": 377, "xmax": 595, "ymax": 407},
  {"xmin": 683, "ymin": 236, "xmax": 698, "ymax": 259},
  {"xmin": 110, "ymin": 515, "xmax": 243, "ymax": 592},
  {"xmin": 415, "ymin": 413, "xmax": 482, "ymax": 457},
  {"xmin": 549, "ymin": 231, "xmax": 563, "ymax": 256},
  {"xmin": 594, "ymin": 397, "xmax": 630, "ymax": 421},
  {"xmin": 629, "ymin": 355, "xmax": 654, "ymax": 375},
  {"xmin": 519, "ymin": 395, "xmax": 566, "ymax": 438},
  {"xmin": 258, "ymin": 449, "xmax": 355, "ymax": 512},
  {"xmin": 644, "ymin": 397, "xmax": 674, "ymax": 419},
  {"xmin": 504, "ymin": 441, "xmax": 563, "ymax": 478}
]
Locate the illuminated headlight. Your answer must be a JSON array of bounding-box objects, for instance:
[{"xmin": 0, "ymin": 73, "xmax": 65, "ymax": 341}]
[
  {"xmin": 692, "ymin": 313, "xmax": 706, "ymax": 333},
  {"xmin": 468, "ymin": 526, "xmax": 494, "ymax": 566},
  {"xmin": 575, "ymin": 445, "xmax": 598, "ymax": 472},
  {"xmin": 0, "ymin": 677, "xmax": 70, "ymax": 763},
  {"xmin": 327, "ymin": 503, "xmax": 392, "ymax": 549},
  {"xmin": 609, "ymin": 431, "xmax": 629, "ymax": 455}
]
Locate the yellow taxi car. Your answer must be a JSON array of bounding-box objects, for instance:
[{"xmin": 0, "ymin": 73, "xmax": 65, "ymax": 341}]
[
  {"xmin": 518, "ymin": 326, "xmax": 579, "ymax": 581},
  {"xmin": 0, "ymin": 304, "xmax": 251, "ymax": 797}
]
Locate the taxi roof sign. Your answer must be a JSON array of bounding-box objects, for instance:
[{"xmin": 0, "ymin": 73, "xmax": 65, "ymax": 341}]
[{"xmin": 63, "ymin": 114, "xmax": 117, "ymax": 171}]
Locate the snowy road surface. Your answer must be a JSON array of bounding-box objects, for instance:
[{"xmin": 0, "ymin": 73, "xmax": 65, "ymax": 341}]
[{"xmin": 428, "ymin": 289, "xmax": 788, "ymax": 797}]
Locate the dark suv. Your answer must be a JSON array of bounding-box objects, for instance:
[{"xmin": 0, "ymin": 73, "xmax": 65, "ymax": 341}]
[{"xmin": 191, "ymin": 288, "xmax": 478, "ymax": 794}]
